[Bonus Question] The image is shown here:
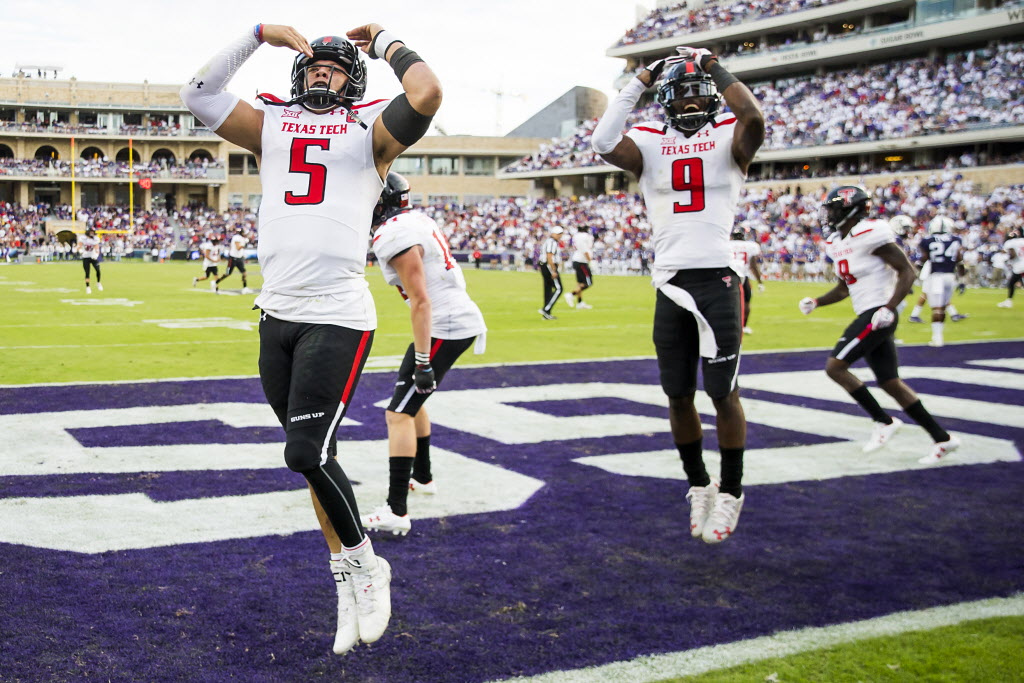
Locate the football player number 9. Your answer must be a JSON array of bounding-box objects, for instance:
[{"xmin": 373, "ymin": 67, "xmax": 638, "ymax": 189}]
[
  {"xmin": 285, "ymin": 138, "xmax": 330, "ymax": 205},
  {"xmin": 671, "ymin": 158, "xmax": 705, "ymax": 213}
]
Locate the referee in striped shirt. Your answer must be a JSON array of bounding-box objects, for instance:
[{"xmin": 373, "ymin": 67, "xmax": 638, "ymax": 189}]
[{"xmin": 539, "ymin": 225, "xmax": 564, "ymax": 320}]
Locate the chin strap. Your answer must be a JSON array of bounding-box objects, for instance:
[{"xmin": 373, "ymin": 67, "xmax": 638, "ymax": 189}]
[{"xmin": 257, "ymin": 92, "xmax": 368, "ymax": 129}]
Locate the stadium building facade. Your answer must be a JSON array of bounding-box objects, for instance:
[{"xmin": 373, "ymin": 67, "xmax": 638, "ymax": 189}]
[
  {"xmin": 0, "ymin": 75, "xmax": 546, "ymax": 211},
  {"xmin": 499, "ymin": 0, "xmax": 1024, "ymax": 196}
]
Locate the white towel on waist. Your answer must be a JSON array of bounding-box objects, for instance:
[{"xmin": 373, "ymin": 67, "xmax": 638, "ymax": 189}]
[{"xmin": 652, "ymin": 267, "xmax": 719, "ymax": 359}]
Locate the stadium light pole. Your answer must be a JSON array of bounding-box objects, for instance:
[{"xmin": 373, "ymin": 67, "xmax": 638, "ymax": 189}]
[
  {"xmin": 128, "ymin": 138, "xmax": 134, "ymax": 229},
  {"xmin": 71, "ymin": 136, "xmax": 77, "ymax": 230}
]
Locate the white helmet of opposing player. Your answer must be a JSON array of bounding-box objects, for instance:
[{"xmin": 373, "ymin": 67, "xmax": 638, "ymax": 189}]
[
  {"xmin": 888, "ymin": 215, "xmax": 914, "ymax": 237},
  {"xmin": 928, "ymin": 216, "xmax": 954, "ymax": 234}
]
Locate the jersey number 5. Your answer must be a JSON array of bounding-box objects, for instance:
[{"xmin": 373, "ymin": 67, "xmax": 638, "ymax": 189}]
[
  {"xmin": 285, "ymin": 138, "xmax": 330, "ymax": 205},
  {"xmin": 671, "ymin": 158, "xmax": 705, "ymax": 213}
]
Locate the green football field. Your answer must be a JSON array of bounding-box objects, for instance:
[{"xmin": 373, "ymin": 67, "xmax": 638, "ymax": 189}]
[
  {"xmin": 1, "ymin": 259, "xmax": 1022, "ymax": 682},
  {"xmin": 1, "ymin": 259, "xmax": 1020, "ymax": 386}
]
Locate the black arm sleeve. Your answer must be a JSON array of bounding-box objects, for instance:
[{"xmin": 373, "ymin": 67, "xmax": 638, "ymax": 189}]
[{"xmin": 381, "ymin": 93, "xmax": 433, "ymax": 147}]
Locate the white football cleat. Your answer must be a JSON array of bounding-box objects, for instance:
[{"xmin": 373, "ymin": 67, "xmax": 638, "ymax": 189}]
[
  {"xmin": 702, "ymin": 492, "xmax": 745, "ymax": 544},
  {"xmin": 928, "ymin": 339, "xmax": 944, "ymax": 347},
  {"xmin": 349, "ymin": 556, "xmax": 392, "ymax": 644},
  {"xmin": 97, "ymin": 283, "xmax": 104, "ymax": 292},
  {"xmin": 192, "ymin": 277, "xmax": 198, "ymax": 288},
  {"xmin": 330, "ymin": 560, "xmax": 359, "ymax": 655},
  {"xmin": 408, "ymin": 479, "xmax": 438, "ymax": 495},
  {"xmin": 863, "ymin": 417, "xmax": 903, "ymax": 453},
  {"xmin": 210, "ymin": 280, "xmax": 217, "ymax": 292},
  {"xmin": 685, "ymin": 479, "xmax": 719, "ymax": 538},
  {"xmin": 575, "ymin": 301, "xmax": 592, "ymax": 310},
  {"xmin": 85, "ymin": 286, "xmax": 91, "ymax": 294},
  {"xmin": 242, "ymin": 287, "xmax": 253, "ymax": 294},
  {"xmin": 918, "ymin": 435, "xmax": 961, "ymax": 465},
  {"xmin": 997, "ymin": 299, "xmax": 1013, "ymax": 308},
  {"xmin": 563, "ymin": 292, "xmax": 575, "ymax": 308},
  {"xmin": 362, "ymin": 504, "xmax": 411, "ymax": 536},
  {"xmin": 743, "ymin": 326, "xmax": 753, "ymax": 334}
]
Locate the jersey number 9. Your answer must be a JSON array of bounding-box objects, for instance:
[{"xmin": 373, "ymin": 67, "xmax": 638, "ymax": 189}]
[{"xmin": 671, "ymin": 158, "xmax": 705, "ymax": 214}]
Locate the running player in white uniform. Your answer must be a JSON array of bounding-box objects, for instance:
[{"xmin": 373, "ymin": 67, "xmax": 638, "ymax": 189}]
[
  {"xmin": 193, "ymin": 236, "xmax": 222, "ymax": 291},
  {"xmin": 592, "ymin": 47, "xmax": 764, "ymax": 544},
  {"xmin": 565, "ymin": 226, "xmax": 595, "ymax": 309},
  {"xmin": 215, "ymin": 229, "xmax": 252, "ymax": 293},
  {"xmin": 728, "ymin": 227, "xmax": 764, "ymax": 334},
  {"xmin": 918, "ymin": 216, "xmax": 963, "ymax": 347},
  {"xmin": 998, "ymin": 228, "xmax": 1024, "ymax": 308},
  {"xmin": 181, "ymin": 21, "xmax": 441, "ymax": 655},
  {"xmin": 799, "ymin": 186, "xmax": 959, "ymax": 464},
  {"xmin": 361, "ymin": 173, "xmax": 486, "ymax": 536},
  {"xmin": 78, "ymin": 228, "xmax": 103, "ymax": 293}
]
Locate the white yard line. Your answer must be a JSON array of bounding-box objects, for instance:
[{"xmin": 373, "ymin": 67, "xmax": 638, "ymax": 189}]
[{"xmin": 494, "ymin": 594, "xmax": 1024, "ymax": 683}]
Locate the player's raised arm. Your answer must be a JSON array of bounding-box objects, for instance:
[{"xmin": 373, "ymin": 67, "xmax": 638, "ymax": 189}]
[
  {"xmin": 679, "ymin": 48, "xmax": 764, "ymax": 174},
  {"xmin": 591, "ymin": 58, "xmax": 680, "ymax": 177},
  {"xmin": 348, "ymin": 24, "xmax": 442, "ymax": 176},
  {"xmin": 180, "ymin": 24, "xmax": 313, "ymax": 156}
]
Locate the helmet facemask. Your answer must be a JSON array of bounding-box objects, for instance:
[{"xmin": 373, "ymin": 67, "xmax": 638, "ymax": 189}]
[
  {"xmin": 290, "ymin": 37, "xmax": 367, "ymax": 112},
  {"xmin": 656, "ymin": 68, "xmax": 721, "ymax": 134}
]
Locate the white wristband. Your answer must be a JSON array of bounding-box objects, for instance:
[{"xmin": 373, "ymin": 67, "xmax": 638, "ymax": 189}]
[
  {"xmin": 592, "ymin": 77, "xmax": 646, "ymax": 155},
  {"xmin": 371, "ymin": 29, "xmax": 402, "ymax": 60}
]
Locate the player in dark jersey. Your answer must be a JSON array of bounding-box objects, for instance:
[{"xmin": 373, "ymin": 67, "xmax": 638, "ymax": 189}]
[{"xmin": 917, "ymin": 216, "xmax": 963, "ymax": 347}]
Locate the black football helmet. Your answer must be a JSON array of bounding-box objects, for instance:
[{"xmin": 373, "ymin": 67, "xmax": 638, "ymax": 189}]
[
  {"xmin": 373, "ymin": 172, "xmax": 411, "ymax": 226},
  {"xmin": 821, "ymin": 185, "xmax": 870, "ymax": 236},
  {"xmin": 731, "ymin": 226, "xmax": 746, "ymax": 240},
  {"xmin": 290, "ymin": 36, "xmax": 367, "ymax": 111},
  {"xmin": 655, "ymin": 60, "xmax": 721, "ymax": 134}
]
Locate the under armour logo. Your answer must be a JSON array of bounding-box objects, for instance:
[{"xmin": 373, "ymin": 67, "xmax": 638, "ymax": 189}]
[{"xmin": 722, "ymin": 275, "xmax": 732, "ymax": 288}]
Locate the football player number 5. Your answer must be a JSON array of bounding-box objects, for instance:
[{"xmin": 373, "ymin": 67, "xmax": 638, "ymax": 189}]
[
  {"xmin": 671, "ymin": 158, "xmax": 705, "ymax": 213},
  {"xmin": 285, "ymin": 138, "xmax": 330, "ymax": 205}
]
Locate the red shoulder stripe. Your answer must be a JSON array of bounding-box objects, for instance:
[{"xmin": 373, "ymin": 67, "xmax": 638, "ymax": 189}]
[
  {"xmin": 353, "ymin": 98, "xmax": 389, "ymax": 110},
  {"xmin": 851, "ymin": 228, "xmax": 874, "ymax": 237},
  {"xmin": 711, "ymin": 117, "xmax": 737, "ymax": 128},
  {"xmin": 257, "ymin": 93, "xmax": 284, "ymax": 103},
  {"xmin": 631, "ymin": 125, "xmax": 666, "ymax": 135}
]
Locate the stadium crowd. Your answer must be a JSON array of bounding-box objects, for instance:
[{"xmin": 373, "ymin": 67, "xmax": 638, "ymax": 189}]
[
  {"xmin": 504, "ymin": 42, "xmax": 1023, "ymax": 174},
  {"xmin": 0, "ymin": 157, "xmax": 224, "ymax": 179},
  {"xmin": 2, "ymin": 177, "xmax": 1020, "ymax": 288},
  {"xmin": 0, "ymin": 121, "xmax": 217, "ymax": 137},
  {"xmin": 615, "ymin": 0, "xmax": 847, "ymax": 47}
]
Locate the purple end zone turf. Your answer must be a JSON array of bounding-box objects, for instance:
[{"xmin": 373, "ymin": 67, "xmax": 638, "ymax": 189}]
[{"xmin": 1, "ymin": 341, "xmax": 1021, "ymax": 682}]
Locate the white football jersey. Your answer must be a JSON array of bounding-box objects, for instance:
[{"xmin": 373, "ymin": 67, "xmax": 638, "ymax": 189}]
[
  {"xmin": 570, "ymin": 231, "xmax": 595, "ymax": 264},
  {"xmin": 228, "ymin": 233, "xmax": 247, "ymax": 258},
  {"xmin": 729, "ymin": 240, "xmax": 761, "ymax": 280},
  {"xmin": 253, "ymin": 96, "xmax": 389, "ymax": 329},
  {"xmin": 372, "ymin": 211, "xmax": 487, "ymax": 340},
  {"xmin": 626, "ymin": 113, "xmax": 745, "ymax": 271},
  {"xmin": 79, "ymin": 235, "xmax": 100, "ymax": 259},
  {"xmin": 824, "ymin": 219, "xmax": 898, "ymax": 314},
  {"xmin": 201, "ymin": 241, "xmax": 221, "ymax": 269},
  {"xmin": 1005, "ymin": 237, "xmax": 1024, "ymax": 274}
]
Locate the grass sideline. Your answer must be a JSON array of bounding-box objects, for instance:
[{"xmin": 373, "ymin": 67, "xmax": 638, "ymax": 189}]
[{"xmin": 0, "ymin": 260, "xmax": 1020, "ymax": 385}]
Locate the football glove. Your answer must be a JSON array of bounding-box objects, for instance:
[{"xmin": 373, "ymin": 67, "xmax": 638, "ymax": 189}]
[
  {"xmin": 643, "ymin": 55, "xmax": 686, "ymax": 83},
  {"xmin": 870, "ymin": 306, "xmax": 896, "ymax": 330},
  {"xmin": 676, "ymin": 46, "xmax": 716, "ymax": 71},
  {"xmin": 413, "ymin": 363, "xmax": 436, "ymax": 394},
  {"xmin": 798, "ymin": 297, "xmax": 817, "ymax": 315}
]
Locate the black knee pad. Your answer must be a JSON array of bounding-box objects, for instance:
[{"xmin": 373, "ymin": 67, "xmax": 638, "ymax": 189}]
[{"xmin": 283, "ymin": 428, "xmax": 325, "ymax": 473}]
